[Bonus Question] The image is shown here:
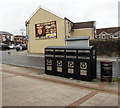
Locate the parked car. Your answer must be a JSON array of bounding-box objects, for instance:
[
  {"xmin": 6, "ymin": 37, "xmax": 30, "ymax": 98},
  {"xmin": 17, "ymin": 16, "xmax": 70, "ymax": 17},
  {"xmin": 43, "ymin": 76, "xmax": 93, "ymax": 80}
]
[
  {"xmin": 21, "ymin": 45, "xmax": 27, "ymax": 51},
  {"xmin": 8, "ymin": 44, "xmax": 15, "ymax": 49},
  {"xmin": 0, "ymin": 44, "xmax": 10, "ymax": 50},
  {"xmin": 16, "ymin": 44, "xmax": 27, "ymax": 51}
]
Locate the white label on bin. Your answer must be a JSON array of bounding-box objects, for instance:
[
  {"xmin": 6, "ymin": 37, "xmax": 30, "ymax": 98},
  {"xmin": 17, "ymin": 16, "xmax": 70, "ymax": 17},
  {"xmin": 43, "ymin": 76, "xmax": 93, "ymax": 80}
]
[
  {"xmin": 68, "ymin": 69, "xmax": 74, "ymax": 74},
  {"xmin": 78, "ymin": 57, "xmax": 90, "ymax": 59},
  {"xmin": 47, "ymin": 66, "xmax": 52, "ymax": 70},
  {"xmin": 80, "ymin": 70, "xmax": 87, "ymax": 76},
  {"xmin": 57, "ymin": 67, "xmax": 62, "ymax": 72},
  {"xmin": 66, "ymin": 50, "xmax": 76, "ymax": 52}
]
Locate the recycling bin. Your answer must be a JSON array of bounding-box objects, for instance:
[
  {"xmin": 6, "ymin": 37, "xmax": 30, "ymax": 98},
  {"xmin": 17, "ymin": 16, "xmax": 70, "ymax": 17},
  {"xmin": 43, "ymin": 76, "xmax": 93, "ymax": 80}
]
[
  {"xmin": 101, "ymin": 61, "xmax": 112, "ymax": 82},
  {"xmin": 45, "ymin": 46, "xmax": 97, "ymax": 81}
]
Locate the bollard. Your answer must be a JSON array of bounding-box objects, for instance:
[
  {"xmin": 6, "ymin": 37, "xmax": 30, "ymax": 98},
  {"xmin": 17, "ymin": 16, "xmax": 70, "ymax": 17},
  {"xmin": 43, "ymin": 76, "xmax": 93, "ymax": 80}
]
[
  {"xmin": 8, "ymin": 52, "xmax": 10, "ymax": 54},
  {"xmin": 8, "ymin": 51, "xmax": 11, "ymax": 65}
]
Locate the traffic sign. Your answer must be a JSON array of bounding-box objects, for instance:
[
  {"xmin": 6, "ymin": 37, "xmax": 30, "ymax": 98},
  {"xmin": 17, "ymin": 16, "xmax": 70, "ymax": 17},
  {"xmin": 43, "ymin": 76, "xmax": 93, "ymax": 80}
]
[{"xmin": 26, "ymin": 35, "xmax": 29, "ymax": 39}]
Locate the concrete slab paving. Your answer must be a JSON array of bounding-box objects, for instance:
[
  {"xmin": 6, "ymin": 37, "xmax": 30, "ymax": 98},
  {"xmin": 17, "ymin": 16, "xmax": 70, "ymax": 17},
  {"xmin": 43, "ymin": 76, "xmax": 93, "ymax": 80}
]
[
  {"xmin": 1, "ymin": 64, "xmax": 119, "ymax": 107},
  {"xmin": 2, "ymin": 74, "xmax": 92, "ymax": 106},
  {"xmin": 2, "ymin": 72, "xmax": 16, "ymax": 78},
  {"xmin": 2, "ymin": 64, "xmax": 44, "ymax": 75},
  {"xmin": 105, "ymin": 82, "xmax": 119, "ymax": 91},
  {"xmin": 39, "ymin": 74, "xmax": 101, "ymax": 88},
  {"xmin": 79, "ymin": 92, "xmax": 118, "ymax": 106}
]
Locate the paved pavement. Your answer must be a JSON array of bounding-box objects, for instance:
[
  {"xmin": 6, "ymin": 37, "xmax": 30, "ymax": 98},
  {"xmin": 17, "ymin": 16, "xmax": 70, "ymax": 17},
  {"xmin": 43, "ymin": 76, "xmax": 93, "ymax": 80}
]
[{"xmin": 1, "ymin": 64, "xmax": 119, "ymax": 107}]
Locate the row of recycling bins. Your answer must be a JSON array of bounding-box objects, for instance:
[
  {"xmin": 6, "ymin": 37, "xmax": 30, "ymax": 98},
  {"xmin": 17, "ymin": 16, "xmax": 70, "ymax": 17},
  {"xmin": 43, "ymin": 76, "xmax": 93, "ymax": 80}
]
[{"xmin": 45, "ymin": 46, "xmax": 112, "ymax": 82}]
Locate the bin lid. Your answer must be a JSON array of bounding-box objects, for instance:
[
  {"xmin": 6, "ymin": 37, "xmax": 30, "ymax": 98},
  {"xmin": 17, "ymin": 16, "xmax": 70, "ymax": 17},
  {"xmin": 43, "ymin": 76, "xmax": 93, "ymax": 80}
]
[
  {"xmin": 45, "ymin": 46, "xmax": 94, "ymax": 50},
  {"xmin": 65, "ymin": 36, "xmax": 89, "ymax": 41}
]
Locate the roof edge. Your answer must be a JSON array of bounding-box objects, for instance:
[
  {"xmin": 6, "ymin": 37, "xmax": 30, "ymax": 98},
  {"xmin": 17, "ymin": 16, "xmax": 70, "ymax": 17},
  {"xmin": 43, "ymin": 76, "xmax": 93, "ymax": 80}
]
[
  {"xmin": 64, "ymin": 17, "xmax": 73, "ymax": 23},
  {"xmin": 97, "ymin": 26, "xmax": 120, "ymax": 30},
  {"xmin": 0, "ymin": 31, "xmax": 13, "ymax": 35},
  {"xmin": 74, "ymin": 21, "xmax": 96, "ymax": 24},
  {"xmin": 65, "ymin": 36, "xmax": 89, "ymax": 41}
]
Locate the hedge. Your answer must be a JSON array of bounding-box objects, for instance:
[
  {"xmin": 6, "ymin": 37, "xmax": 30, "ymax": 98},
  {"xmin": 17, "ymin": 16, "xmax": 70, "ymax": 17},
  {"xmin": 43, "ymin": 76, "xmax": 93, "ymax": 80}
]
[{"xmin": 90, "ymin": 39, "xmax": 120, "ymax": 57}]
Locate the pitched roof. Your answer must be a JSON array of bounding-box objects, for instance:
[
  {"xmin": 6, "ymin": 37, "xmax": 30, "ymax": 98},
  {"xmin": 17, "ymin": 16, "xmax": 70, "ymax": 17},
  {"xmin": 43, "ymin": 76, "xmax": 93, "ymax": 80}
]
[
  {"xmin": 0, "ymin": 31, "xmax": 13, "ymax": 35},
  {"xmin": 96, "ymin": 27, "xmax": 120, "ymax": 35},
  {"xmin": 27, "ymin": 6, "xmax": 64, "ymax": 22},
  {"xmin": 72, "ymin": 21, "xmax": 95, "ymax": 29}
]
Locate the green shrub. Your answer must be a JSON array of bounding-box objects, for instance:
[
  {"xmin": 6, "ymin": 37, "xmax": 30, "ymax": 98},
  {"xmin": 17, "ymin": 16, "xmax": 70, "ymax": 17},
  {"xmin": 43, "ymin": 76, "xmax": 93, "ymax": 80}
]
[{"xmin": 90, "ymin": 39, "xmax": 120, "ymax": 57}]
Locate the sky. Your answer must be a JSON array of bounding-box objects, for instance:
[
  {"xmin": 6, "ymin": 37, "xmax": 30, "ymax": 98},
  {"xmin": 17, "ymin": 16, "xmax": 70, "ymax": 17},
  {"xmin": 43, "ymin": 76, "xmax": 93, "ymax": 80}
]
[{"xmin": 0, "ymin": 0, "xmax": 119, "ymax": 35}]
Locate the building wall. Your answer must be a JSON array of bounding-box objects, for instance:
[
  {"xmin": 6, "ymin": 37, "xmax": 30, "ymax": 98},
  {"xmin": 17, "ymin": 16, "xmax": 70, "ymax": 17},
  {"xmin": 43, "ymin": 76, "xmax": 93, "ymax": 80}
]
[
  {"xmin": 27, "ymin": 8, "xmax": 66, "ymax": 53},
  {"xmin": 70, "ymin": 28, "xmax": 95, "ymax": 40},
  {"xmin": 64, "ymin": 19, "xmax": 73, "ymax": 38},
  {"xmin": 0, "ymin": 34, "xmax": 13, "ymax": 44}
]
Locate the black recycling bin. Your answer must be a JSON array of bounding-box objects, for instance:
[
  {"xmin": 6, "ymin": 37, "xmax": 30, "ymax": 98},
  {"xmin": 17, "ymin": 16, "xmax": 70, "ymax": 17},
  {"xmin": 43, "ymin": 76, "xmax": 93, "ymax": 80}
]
[
  {"xmin": 101, "ymin": 61, "xmax": 112, "ymax": 82},
  {"xmin": 45, "ymin": 46, "xmax": 97, "ymax": 81}
]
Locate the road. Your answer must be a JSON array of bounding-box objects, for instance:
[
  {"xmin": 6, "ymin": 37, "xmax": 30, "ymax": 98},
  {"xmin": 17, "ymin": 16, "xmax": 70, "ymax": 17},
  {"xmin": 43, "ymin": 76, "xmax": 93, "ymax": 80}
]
[{"xmin": 1, "ymin": 49, "xmax": 45, "ymax": 69}]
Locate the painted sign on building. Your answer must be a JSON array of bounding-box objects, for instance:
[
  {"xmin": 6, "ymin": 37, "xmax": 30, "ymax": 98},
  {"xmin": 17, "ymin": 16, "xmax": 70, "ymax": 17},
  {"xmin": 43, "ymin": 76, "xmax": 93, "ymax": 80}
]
[{"xmin": 35, "ymin": 21, "xmax": 57, "ymax": 39}]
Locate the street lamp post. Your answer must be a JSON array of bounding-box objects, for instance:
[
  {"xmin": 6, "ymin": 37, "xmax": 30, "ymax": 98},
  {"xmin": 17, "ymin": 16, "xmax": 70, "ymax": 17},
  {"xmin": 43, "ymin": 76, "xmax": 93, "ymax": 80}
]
[{"xmin": 20, "ymin": 28, "xmax": 26, "ymax": 36}]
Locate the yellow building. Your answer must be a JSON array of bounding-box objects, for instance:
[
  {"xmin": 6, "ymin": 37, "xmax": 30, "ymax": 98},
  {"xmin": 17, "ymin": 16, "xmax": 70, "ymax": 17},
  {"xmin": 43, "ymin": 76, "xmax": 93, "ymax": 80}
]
[{"xmin": 26, "ymin": 6, "xmax": 96, "ymax": 53}]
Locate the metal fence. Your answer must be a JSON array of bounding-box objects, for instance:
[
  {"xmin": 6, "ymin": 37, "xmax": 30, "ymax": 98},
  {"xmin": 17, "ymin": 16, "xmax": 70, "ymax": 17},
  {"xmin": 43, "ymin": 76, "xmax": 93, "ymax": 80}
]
[{"xmin": 2, "ymin": 51, "xmax": 44, "ymax": 69}]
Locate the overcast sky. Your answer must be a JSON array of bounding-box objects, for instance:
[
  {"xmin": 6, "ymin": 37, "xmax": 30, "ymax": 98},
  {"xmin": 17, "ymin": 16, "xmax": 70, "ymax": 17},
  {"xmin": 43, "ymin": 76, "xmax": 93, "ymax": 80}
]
[{"xmin": 0, "ymin": 0, "xmax": 119, "ymax": 35}]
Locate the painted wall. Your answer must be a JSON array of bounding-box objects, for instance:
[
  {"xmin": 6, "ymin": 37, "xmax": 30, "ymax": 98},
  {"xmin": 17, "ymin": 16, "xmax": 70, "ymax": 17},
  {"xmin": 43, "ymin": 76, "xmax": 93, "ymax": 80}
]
[
  {"xmin": 27, "ymin": 8, "xmax": 66, "ymax": 53},
  {"xmin": 70, "ymin": 28, "xmax": 95, "ymax": 40},
  {"xmin": 26, "ymin": 8, "xmax": 95, "ymax": 54},
  {"xmin": 64, "ymin": 19, "xmax": 73, "ymax": 38}
]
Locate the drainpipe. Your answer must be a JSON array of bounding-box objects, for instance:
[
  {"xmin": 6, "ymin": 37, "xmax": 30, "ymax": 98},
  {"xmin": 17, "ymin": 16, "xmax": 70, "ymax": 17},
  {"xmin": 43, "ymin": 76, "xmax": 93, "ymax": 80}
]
[
  {"xmin": 64, "ymin": 19, "xmax": 67, "ymax": 46},
  {"xmin": 94, "ymin": 21, "xmax": 96, "ymax": 39},
  {"xmin": 25, "ymin": 21, "xmax": 30, "ymax": 53}
]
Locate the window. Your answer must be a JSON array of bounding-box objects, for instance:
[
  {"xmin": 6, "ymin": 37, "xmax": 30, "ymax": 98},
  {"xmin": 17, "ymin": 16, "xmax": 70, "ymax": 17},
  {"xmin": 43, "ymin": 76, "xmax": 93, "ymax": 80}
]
[
  {"xmin": 35, "ymin": 21, "xmax": 57, "ymax": 40},
  {"xmin": 103, "ymin": 36, "xmax": 105, "ymax": 38},
  {"xmin": 97, "ymin": 36, "xmax": 99, "ymax": 38},
  {"xmin": 114, "ymin": 35, "xmax": 118, "ymax": 37}
]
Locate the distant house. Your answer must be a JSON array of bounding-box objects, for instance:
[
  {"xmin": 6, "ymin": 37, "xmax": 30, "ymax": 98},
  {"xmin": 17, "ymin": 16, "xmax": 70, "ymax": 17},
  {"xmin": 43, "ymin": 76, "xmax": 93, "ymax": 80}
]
[
  {"xmin": 0, "ymin": 31, "xmax": 13, "ymax": 44},
  {"xmin": 96, "ymin": 27, "xmax": 120, "ymax": 39}
]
